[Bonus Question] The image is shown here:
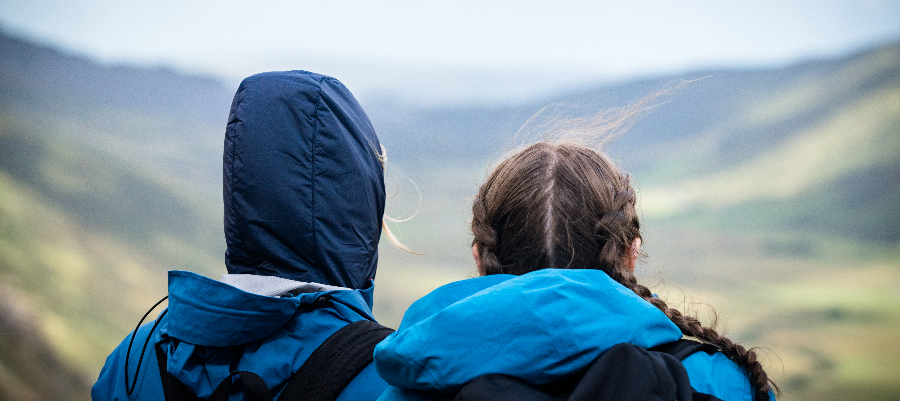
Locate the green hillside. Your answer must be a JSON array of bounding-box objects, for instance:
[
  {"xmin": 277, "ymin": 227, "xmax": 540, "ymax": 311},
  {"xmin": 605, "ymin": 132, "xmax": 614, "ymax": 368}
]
[
  {"xmin": 637, "ymin": 43, "xmax": 899, "ymax": 211},
  {"xmin": 0, "ymin": 29, "xmax": 898, "ymax": 401},
  {"xmin": 0, "ymin": 117, "xmax": 224, "ymax": 399},
  {"xmin": 0, "ymin": 32, "xmax": 229, "ymax": 400},
  {"xmin": 640, "ymin": 61, "xmax": 900, "ymax": 241}
]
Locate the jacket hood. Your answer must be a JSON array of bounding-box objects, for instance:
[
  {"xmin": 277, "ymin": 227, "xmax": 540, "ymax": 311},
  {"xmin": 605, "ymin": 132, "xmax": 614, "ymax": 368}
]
[
  {"xmin": 373, "ymin": 269, "xmax": 683, "ymax": 394},
  {"xmin": 223, "ymin": 71, "xmax": 385, "ymax": 289}
]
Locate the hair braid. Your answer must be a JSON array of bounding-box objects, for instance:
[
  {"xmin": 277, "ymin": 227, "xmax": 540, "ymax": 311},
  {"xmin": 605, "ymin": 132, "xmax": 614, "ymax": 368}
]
[
  {"xmin": 594, "ymin": 180, "xmax": 639, "ymax": 273},
  {"xmin": 471, "ymin": 190, "xmax": 503, "ymax": 275},
  {"xmin": 616, "ymin": 271, "xmax": 776, "ymax": 400},
  {"xmin": 591, "ymin": 170, "xmax": 776, "ymax": 400}
]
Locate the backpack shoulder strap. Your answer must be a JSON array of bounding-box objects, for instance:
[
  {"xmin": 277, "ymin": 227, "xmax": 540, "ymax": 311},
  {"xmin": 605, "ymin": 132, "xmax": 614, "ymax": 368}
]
[
  {"xmin": 567, "ymin": 343, "xmax": 723, "ymax": 401},
  {"xmin": 454, "ymin": 342, "xmax": 724, "ymax": 401},
  {"xmin": 157, "ymin": 343, "xmax": 275, "ymax": 401},
  {"xmin": 208, "ymin": 371, "xmax": 274, "ymax": 401},
  {"xmin": 649, "ymin": 339, "xmax": 721, "ymax": 361},
  {"xmin": 278, "ymin": 319, "xmax": 395, "ymax": 401},
  {"xmin": 155, "ymin": 343, "xmax": 203, "ymax": 401}
]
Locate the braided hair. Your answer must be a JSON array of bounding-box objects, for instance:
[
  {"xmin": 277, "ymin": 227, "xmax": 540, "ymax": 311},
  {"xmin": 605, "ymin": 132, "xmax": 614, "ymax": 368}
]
[{"xmin": 471, "ymin": 141, "xmax": 777, "ymax": 400}]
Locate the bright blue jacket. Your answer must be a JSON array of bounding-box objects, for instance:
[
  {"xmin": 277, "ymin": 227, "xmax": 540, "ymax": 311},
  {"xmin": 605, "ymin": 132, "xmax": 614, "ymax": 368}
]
[
  {"xmin": 374, "ymin": 269, "xmax": 766, "ymax": 401},
  {"xmin": 92, "ymin": 71, "xmax": 388, "ymax": 400}
]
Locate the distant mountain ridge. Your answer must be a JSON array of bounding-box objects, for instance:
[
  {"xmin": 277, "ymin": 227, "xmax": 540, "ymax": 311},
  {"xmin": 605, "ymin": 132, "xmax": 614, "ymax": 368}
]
[
  {"xmin": 368, "ymin": 40, "xmax": 900, "ymax": 243},
  {"xmin": 0, "ymin": 31, "xmax": 233, "ymax": 122},
  {"xmin": 370, "ymin": 40, "xmax": 900, "ymax": 170},
  {"xmin": 0, "ymin": 31, "xmax": 233, "ymax": 203}
]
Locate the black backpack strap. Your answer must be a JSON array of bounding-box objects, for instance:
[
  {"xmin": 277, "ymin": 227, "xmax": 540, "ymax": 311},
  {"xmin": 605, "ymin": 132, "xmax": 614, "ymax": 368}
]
[
  {"xmin": 157, "ymin": 343, "xmax": 274, "ymax": 401},
  {"xmin": 278, "ymin": 320, "xmax": 395, "ymax": 401},
  {"xmin": 650, "ymin": 339, "xmax": 721, "ymax": 361},
  {"xmin": 208, "ymin": 371, "xmax": 274, "ymax": 401},
  {"xmin": 453, "ymin": 342, "xmax": 724, "ymax": 401},
  {"xmin": 454, "ymin": 375, "xmax": 561, "ymax": 401},
  {"xmin": 566, "ymin": 343, "xmax": 723, "ymax": 401},
  {"xmin": 155, "ymin": 343, "xmax": 203, "ymax": 401}
]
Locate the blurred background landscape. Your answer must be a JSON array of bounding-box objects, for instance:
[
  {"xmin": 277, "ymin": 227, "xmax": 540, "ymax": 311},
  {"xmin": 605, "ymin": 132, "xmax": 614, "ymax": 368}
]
[{"xmin": 0, "ymin": 2, "xmax": 899, "ymax": 400}]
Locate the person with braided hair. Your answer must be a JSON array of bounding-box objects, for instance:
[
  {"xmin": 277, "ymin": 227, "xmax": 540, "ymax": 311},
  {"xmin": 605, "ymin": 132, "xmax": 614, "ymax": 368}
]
[{"xmin": 373, "ymin": 141, "xmax": 778, "ymax": 401}]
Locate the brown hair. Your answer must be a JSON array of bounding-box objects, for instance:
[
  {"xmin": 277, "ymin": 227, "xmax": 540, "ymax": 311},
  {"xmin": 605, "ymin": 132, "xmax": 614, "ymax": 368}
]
[{"xmin": 471, "ymin": 141, "xmax": 777, "ymax": 400}]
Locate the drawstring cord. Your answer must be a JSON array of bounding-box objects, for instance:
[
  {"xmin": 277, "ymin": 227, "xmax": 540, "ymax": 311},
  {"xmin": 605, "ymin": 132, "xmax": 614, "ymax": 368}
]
[{"xmin": 124, "ymin": 295, "xmax": 169, "ymax": 395}]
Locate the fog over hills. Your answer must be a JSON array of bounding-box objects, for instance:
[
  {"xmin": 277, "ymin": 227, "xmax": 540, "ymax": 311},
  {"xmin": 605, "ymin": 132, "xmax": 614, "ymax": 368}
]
[
  {"xmin": 368, "ymin": 41, "xmax": 900, "ymax": 244},
  {"xmin": 0, "ymin": 29, "xmax": 898, "ymax": 400}
]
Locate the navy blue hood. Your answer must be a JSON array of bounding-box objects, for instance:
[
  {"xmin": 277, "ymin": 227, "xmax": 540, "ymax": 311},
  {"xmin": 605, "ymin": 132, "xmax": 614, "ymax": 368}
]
[{"xmin": 223, "ymin": 71, "xmax": 385, "ymax": 289}]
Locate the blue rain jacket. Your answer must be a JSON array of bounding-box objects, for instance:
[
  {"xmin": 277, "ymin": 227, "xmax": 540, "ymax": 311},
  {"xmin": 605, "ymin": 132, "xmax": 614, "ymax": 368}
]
[
  {"xmin": 92, "ymin": 71, "xmax": 388, "ymax": 400},
  {"xmin": 374, "ymin": 269, "xmax": 763, "ymax": 401}
]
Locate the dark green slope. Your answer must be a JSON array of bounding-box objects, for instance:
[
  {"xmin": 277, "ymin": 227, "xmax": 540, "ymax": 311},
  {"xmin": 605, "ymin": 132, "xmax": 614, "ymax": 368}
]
[
  {"xmin": 735, "ymin": 160, "xmax": 900, "ymax": 242},
  {"xmin": 0, "ymin": 120, "xmax": 222, "ymax": 400},
  {"xmin": 0, "ymin": 281, "xmax": 91, "ymax": 401},
  {"xmin": 0, "ymin": 128, "xmax": 221, "ymax": 262},
  {"xmin": 657, "ymin": 155, "xmax": 900, "ymax": 248}
]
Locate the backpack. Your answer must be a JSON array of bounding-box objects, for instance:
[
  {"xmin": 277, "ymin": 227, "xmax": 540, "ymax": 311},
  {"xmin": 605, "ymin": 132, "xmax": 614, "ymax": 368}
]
[
  {"xmin": 453, "ymin": 340, "xmax": 724, "ymax": 401},
  {"xmin": 119, "ymin": 292, "xmax": 393, "ymax": 401},
  {"xmin": 154, "ymin": 319, "xmax": 394, "ymax": 401}
]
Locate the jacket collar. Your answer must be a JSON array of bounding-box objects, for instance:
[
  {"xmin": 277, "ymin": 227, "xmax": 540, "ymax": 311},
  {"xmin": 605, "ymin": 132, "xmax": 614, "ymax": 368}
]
[
  {"xmin": 166, "ymin": 270, "xmax": 373, "ymax": 347},
  {"xmin": 374, "ymin": 269, "xmax": 682, "ymax": 393}
]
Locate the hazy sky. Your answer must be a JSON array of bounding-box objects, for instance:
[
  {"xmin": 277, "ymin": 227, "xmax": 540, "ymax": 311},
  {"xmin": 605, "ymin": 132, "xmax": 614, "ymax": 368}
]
[{"xmin": 2, "ymin": 0, "xmax": 899, "ymax": 104}]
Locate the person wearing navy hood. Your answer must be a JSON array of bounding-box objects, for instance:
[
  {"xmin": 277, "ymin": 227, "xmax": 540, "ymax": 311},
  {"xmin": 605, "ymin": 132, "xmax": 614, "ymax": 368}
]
[{"xmin": 93, "ymin": 71, "xmax": 390, "ymax": 400}]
